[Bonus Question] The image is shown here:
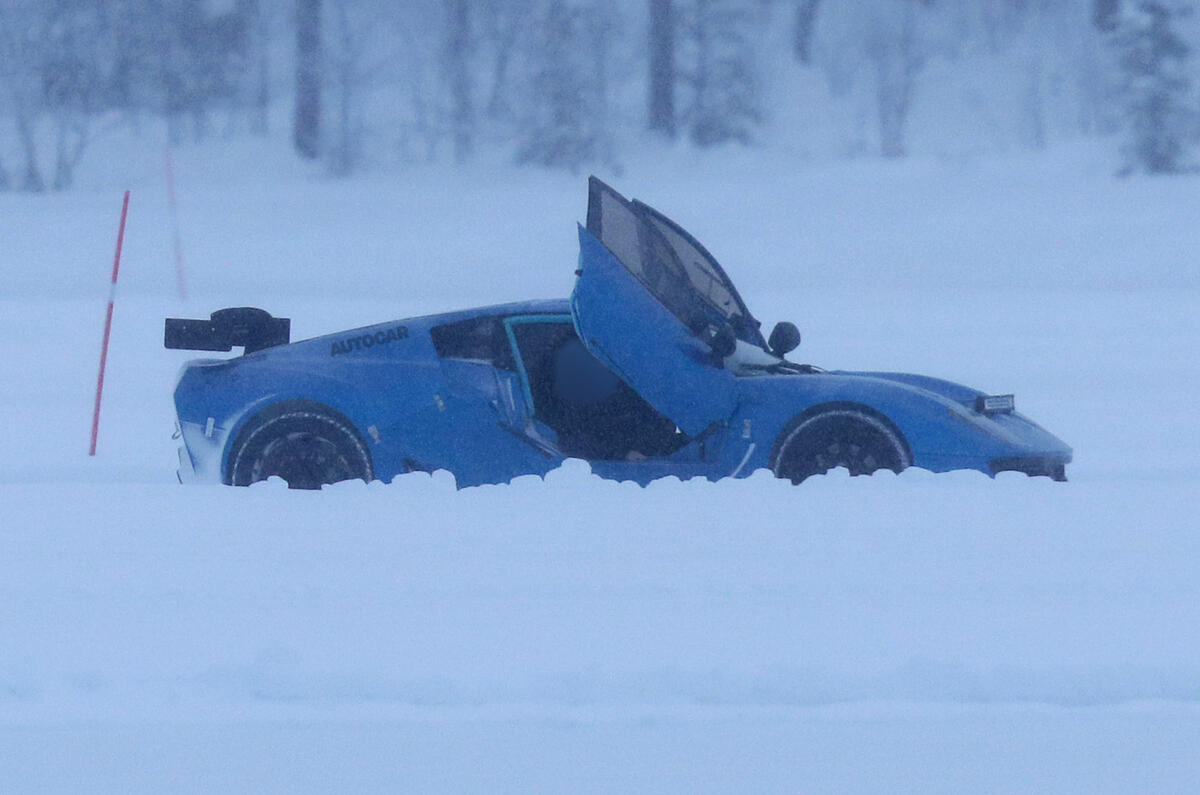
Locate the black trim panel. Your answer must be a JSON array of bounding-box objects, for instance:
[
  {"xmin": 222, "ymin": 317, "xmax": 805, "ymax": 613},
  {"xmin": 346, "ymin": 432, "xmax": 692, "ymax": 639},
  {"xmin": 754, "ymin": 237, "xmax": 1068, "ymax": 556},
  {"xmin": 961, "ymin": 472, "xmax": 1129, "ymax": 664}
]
[{"xmin": 990, "ymin": 457, "xmax": 1068, "ymax": 482}]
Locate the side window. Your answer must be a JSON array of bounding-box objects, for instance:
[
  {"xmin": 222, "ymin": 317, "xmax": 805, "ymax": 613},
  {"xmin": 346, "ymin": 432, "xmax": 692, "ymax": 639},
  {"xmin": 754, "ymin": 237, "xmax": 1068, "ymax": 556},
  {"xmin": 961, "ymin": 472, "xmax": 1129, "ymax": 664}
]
[{"xmin": 430, "ymin": 315, "xmax": 515, "ymax": 370}]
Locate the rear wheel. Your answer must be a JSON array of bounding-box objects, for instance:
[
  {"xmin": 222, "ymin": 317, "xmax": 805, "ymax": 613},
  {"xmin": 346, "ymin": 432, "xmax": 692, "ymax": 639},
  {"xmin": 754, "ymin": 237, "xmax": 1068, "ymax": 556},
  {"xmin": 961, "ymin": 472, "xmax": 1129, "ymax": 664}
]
[
  {"xmin": 772, "ymin": 409, "xmax": 909, "ymax": 485},
  {"xmin": 227, "ymin": 403, "xmax": 372, "ymax": 489}
]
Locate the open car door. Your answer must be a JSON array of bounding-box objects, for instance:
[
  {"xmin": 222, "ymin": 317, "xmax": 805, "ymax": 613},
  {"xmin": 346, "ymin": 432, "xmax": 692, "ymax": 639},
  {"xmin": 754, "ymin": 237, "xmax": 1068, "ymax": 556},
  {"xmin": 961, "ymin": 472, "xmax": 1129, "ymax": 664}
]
[{"xmin": 570, "ymin": 178, "xmax": 760, "ymax": 436}]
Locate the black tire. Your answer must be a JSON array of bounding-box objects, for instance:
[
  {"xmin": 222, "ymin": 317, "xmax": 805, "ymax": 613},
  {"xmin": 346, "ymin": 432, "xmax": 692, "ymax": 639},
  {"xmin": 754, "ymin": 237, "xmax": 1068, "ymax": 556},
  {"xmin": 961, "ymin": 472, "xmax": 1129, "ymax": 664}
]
[
  {"xmin": 226, "ymin": 402, "xmax": 373, "ymax": 489},
  {"xmin": 771, "ymin": 407, "xmax": 910, "ymax": 485}
]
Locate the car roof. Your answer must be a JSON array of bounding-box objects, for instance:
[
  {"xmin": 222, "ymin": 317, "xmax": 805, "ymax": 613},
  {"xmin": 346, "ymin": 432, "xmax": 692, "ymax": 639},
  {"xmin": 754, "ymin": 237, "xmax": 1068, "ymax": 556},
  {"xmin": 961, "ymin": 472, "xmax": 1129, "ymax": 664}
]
[{"xmin": 412, "ymin": 298, "xmax": 571, "ymax": 328}]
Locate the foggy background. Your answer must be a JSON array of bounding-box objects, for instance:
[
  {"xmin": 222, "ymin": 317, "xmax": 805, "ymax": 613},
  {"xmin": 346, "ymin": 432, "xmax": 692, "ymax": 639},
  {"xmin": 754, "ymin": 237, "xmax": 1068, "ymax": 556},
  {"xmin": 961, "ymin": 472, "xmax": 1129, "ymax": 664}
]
[{"xmin": 0, "ymin": 0, "xmax": 1196, "ymax": 190}]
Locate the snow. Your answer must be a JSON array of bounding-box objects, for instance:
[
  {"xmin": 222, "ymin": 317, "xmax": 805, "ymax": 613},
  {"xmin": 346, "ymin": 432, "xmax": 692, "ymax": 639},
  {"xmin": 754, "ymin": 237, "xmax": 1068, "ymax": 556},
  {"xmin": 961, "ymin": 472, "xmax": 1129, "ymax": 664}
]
[{"xmin": 2, "ymin": 138, "xmax": 1199, "ymax": 791}]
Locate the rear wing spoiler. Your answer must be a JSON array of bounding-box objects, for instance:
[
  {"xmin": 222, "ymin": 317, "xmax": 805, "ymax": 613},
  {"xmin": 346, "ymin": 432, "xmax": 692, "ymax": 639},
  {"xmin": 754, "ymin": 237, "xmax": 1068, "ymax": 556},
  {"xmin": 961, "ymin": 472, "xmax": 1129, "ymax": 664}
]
[{"xmin": 164, "ymin": 307, "xmax": 290, "ymax": 354}]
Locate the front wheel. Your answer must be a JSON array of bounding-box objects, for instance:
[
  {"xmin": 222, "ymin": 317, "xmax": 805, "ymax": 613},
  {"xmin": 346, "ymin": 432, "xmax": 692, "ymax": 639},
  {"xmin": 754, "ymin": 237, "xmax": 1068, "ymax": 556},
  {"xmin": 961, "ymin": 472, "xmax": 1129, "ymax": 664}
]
[
  {"xmin": 226, "ymin": 403, "xmax": 373, "ymax": 489},
  {"xmin": 772, "ymin": 409, "xmax": 910, "ymax": 485}
]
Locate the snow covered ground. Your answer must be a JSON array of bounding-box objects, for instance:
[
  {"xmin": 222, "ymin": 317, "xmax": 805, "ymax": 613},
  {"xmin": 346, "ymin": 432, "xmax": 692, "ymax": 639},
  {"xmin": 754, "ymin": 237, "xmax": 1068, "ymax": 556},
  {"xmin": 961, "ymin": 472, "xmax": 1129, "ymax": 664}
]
[{"xmin": 1, "ymin": 140, "xmax": 1198, "ymax": 791}]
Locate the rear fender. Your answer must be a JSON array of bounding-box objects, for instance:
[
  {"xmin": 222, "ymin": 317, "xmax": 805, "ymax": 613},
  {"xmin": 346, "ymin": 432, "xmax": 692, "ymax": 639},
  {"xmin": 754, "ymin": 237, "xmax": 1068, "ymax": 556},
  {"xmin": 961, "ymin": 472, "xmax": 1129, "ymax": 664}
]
[{"xmin": 217, "ymin": 375, "xmax": 385, "ymax": 480}]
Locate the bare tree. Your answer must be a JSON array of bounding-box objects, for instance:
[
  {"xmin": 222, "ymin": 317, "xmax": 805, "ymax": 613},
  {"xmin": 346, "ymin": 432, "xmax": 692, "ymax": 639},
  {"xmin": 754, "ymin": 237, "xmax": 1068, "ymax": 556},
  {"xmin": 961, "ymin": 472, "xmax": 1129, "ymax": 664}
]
[
  {"xmin": 238, "ymin": 0, "xmax": 271, "ymax": 135},
  {"xmin": 0, "ymin": 95, "xmax": 10, "ymax": 188},
  {"xmin": 390, "ymin": 2, "xmax": 444, "ymax": 163},
  {"xmin": 294, "ymin": 0, "xmax": 322, "ymax": 158},
  {"xmin": 481, "ymin": 0, "xmax": 533, "ymax": 122},
  {"xmin": 516, "ymin": 0, "xmax": 594, "ymax": 171},
  {"xmin": 1114, "ymin": 1, "xmax": 1196, "ymax": 174},
  {"xmin": 0, "ymin": 3, "xmax": 48, "ymax": 190},
  {"xmin": 865, "ymin": 1, "xmax": 927, "ymax": 158},
  {"xmin": 1094, "ymin": 0, "xmax": 1121, "ymax": 32},
  {"xmin": 648, "ymin": 0, "xmax": 677, "ymax": 138},
  {"xmin": 584, "ymin": 0, "xmax": 620, "ymax": 169},
  {"xmin": 793, "ymin": 0, "xmax": 822, "ymax": 63},
  {"xmin": 400, "ymin": 50, "xmax": 441, "ymax": 163},
  {"xmin": 327, "ymin": 0, "xmax": 366, "ymax": 176},
  {"xmin": 0, "ymin": 0, "xmax": 110, "ymax": 191},
  {"xmin": 445, "ymin": 0, "xmax": 473, "ymax": 162},
  {"xmin": 689, "ymin": 0, "xmax": 760, "ymax": 147},
  {"xmin": 158, "ymin": 0, "xmax": 253, "ymax": 143}
]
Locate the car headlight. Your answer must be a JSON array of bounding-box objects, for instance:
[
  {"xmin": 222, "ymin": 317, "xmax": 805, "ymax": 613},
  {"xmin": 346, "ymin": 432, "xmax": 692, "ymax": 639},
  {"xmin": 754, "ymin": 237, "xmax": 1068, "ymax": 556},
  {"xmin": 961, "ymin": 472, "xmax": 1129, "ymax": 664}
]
[{"xmin": 975, "ymin": 394, "xmax": 1015, "ymax": 415}]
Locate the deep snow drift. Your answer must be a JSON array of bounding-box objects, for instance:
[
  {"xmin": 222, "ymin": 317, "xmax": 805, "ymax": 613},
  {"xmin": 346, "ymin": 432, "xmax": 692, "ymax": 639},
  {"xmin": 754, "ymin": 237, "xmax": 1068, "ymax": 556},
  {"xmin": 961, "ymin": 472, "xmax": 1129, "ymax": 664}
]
[{"xmin": 1, "ymin": 140, "xmax": 1198, "ymax": 792}]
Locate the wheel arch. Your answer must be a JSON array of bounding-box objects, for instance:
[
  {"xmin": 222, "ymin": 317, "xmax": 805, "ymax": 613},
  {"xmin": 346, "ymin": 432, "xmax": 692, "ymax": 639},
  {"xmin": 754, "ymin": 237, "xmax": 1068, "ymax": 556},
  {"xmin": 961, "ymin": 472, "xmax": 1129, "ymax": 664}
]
[
  {"xmin": 221, "ymin": 398, "xmax": 374, "ymax": 485},
  {"xmin": 768, "ymin": 401, "xmax": 913, "ymax": 474}
]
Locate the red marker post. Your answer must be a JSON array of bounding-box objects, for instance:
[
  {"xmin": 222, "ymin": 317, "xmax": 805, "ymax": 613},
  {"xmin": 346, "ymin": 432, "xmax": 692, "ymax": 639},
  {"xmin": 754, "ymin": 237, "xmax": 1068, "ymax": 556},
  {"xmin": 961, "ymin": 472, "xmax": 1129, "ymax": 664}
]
[{"xmin": 89, "ymin": 190, "xmax": 131, "ymax": 457}]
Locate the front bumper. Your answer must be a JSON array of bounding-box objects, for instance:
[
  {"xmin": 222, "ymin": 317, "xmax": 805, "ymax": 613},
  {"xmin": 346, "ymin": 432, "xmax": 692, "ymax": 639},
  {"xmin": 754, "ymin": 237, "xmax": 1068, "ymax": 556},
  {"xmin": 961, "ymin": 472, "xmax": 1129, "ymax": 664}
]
[{"xmin": 989, "ymin": 456, "xmax": 1068, "ymax": 482}]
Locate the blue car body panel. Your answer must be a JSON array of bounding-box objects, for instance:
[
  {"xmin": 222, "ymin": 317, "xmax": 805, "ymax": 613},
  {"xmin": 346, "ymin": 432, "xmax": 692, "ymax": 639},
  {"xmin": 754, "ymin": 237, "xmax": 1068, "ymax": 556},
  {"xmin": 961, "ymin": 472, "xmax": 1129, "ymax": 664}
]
[
  {"xmin": 170, "ymin": 180, "xmax": 1071, "ymax": 488},
  {"xmin": 572, "ymin": 226, "xmax": 737, "ymax": 436}
]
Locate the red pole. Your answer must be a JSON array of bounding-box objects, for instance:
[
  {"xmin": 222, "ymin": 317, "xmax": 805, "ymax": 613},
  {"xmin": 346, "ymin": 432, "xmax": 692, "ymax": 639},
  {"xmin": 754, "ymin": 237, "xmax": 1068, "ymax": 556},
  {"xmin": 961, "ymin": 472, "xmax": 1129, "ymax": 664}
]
[{"xmin": 90, "ymin": 190, "xmax": 131, "ymax": 457}]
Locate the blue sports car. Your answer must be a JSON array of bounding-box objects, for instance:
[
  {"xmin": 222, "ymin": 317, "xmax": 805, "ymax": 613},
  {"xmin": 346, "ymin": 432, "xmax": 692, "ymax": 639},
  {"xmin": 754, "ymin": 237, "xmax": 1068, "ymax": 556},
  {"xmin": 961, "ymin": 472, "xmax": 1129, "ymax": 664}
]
[{"xmin": 165, "ymin": 177, "xmax": 1071, "ymax": 489}]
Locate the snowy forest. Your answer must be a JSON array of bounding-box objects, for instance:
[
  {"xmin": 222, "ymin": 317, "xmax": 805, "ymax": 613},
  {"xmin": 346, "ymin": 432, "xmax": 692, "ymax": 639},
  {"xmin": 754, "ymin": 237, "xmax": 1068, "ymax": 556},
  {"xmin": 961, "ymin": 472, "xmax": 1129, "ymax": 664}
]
[{"xmin": 0, "ymin": 0, "xmax": 1197, "ymax": 190}]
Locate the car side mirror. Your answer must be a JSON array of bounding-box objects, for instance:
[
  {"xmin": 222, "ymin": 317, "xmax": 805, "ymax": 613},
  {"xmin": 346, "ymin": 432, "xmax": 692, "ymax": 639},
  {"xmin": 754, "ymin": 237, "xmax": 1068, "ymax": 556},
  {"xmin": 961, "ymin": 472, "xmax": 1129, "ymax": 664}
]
[{"xmin": 768, "ymin": 322, "xmax": 801, "ymax": 356}]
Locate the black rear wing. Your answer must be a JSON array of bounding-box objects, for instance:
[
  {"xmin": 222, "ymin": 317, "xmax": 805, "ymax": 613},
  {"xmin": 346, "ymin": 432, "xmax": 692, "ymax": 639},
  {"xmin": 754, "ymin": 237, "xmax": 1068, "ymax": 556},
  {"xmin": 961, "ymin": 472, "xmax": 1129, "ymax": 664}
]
[{"xmin": 164, "ymin": 307, "xmax": 290, "ymax": 354}]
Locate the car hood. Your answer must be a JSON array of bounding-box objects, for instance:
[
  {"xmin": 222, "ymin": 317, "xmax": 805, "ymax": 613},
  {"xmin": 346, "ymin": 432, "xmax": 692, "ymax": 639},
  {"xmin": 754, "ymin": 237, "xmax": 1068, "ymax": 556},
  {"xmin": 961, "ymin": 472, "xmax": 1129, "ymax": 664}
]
[{"xmin": 830, "ymin": 371, "xmax": 985, "ymax": 407}]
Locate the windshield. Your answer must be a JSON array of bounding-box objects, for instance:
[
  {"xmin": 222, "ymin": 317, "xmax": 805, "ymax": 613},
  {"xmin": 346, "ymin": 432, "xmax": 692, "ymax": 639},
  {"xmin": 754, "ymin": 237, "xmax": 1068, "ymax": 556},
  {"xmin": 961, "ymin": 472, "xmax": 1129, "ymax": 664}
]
[{"xmin": 635, "ymin": 203, "xmax": 761, "ymax": 345}]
